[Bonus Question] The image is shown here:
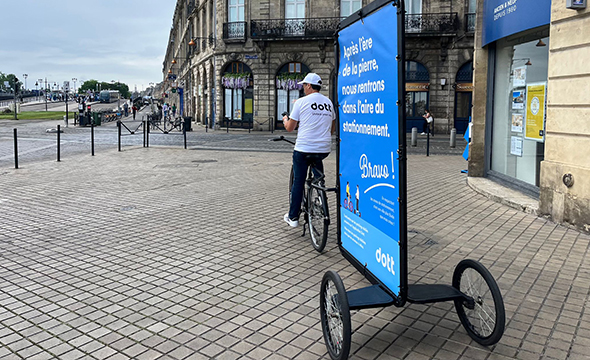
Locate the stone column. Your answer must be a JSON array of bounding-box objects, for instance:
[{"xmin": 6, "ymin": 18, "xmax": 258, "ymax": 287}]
[{"xmin": 468, "ymin": 0, "xmax": 488, "ymax": 177}]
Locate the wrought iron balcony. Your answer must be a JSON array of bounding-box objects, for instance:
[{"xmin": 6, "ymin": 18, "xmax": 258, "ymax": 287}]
[
  {"xmin": 250, "ymin": 17, "xmax": 341, "ymax": 40},
  {"xmin": 405, "ymin": 13, "xmax": 459, "ymax": 34},
  {"xmin": 465, "ymin": 13, "xmax": 476, "ymax": 33},
  {"xmin": 223, "ymin": 22, "xmax": 247, "ymax": 42}
]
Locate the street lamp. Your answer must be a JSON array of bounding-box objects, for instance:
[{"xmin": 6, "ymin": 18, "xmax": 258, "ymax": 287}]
[
  {"xmin": 72, "ymin": 78, "xmax": 77, "ymax": 94},
  {"xmin": 23, "ymin": 74, "xmax": 28, "ymax": 91}
]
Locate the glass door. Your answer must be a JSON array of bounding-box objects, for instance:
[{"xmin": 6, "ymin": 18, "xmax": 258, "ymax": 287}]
[
  {"xmin": 405, "ymin": 0, "xmax": 422, "ymax": 32},
  {"xmin": 286, "ymin": 0, "xmax": 305, "ymax": 36},
  {"xmin": 228, "ymin": 0, "xmax": 245, "ymax": 38}
]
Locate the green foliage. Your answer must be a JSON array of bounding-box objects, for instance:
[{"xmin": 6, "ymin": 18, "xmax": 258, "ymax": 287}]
[
  {"xmin": 0, "ymin": 72, "xmax": 22, "ymax": 93},
  {"xmin": 79, "ymin": 80, "xmax": 130, "ymax": 98}
]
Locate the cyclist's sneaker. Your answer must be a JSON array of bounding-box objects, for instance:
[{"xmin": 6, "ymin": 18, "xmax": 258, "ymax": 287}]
[{"xmin": 284, "ymin": 213, "xmax": 299, "ymax": 227}]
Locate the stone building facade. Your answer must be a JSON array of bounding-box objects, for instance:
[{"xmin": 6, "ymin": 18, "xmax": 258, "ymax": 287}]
[{"xmin": 162, "ymin": 0, "xmax": 476, "ymax": 134}]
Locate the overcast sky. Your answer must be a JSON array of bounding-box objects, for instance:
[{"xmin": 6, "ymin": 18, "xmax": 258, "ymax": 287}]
[{"xmin": 0, "ymin": 0, "xmax": 176, "ymax": 92}]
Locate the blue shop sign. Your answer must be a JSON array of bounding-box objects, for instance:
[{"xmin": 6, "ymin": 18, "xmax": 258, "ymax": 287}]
[{"xmin": 482, "ymin": 0, "xmax": 551, "ymax": 46}]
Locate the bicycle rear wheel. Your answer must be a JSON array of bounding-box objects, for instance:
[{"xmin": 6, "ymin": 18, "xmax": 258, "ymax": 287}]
[{"xmin": 308, "ymin": 185, "xmax": 329, "ymax": 252}]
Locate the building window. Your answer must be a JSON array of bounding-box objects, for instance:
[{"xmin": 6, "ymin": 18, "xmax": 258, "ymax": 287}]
[
  {"xmin": 405, "ymin": 61, "xmax": 429, "ymax": 132},
  {"xmin": 286, "ymin": 0, "xmax": 305, "ymax": 18},
  {"xmin": 222, "ymin": 62, "xmax": 253, "ymax": 128},
  {"xmin": 275, "ymin": 62, "xmax": 310, "ymax": 129},
  {"xmin": 341, "ymin": 0, "xmax": 362, "ymax": 17},
  {"xmin": 454, "ymin": 62, "xmax": 474, "ymax": 134},
  {"xmin": 228, "ymin": 0, "xmax": 244, "ymax": 22},
  {"xmin": 405, "ymin": 0, "xmax": 422, "ymax": 14},
  {"xmin": 490, "ymin": 31, "xmax": 549, "ymax": 187}
]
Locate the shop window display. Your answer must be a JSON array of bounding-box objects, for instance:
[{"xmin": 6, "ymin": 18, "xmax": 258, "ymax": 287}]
[{"xmin": 491, "ymin": 31, "xmax": 549, "ymax": 187}]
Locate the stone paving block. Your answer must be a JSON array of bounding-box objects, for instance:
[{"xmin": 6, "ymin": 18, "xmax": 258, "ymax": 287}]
[{"xmin": 1, "ymin": 141, "xmax": 590, "ymax": 359}]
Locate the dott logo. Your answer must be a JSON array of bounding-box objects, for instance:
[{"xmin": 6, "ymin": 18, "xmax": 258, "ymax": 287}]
[
  {"xmin": 375, "ymin": 248, "xmax": 395, "ymax": 276},
  {"xmin": 310, "ymin": 102, "xmax": 332, "ymax": 112}
]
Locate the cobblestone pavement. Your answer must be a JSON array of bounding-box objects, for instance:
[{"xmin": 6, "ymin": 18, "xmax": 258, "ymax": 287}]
[{"xmin": 1, "ymin": 142, "xmax": 588, "ymax": 360}]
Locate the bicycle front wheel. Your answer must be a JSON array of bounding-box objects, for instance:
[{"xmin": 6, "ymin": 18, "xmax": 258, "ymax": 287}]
[
  {"xmin": 320, "ymin": 271, "xmax": 351, "ymax": 360},
  {"xmin": 452, "ymin": 259, "xmax": 505, "ymax": 346},
  {"xmin": 308, "ymin": 185, "xmax": 329, "ymax": 252}
]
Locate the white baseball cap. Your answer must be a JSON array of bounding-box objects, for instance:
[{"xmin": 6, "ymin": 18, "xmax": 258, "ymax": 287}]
[{"xmin": 298, "ymin": 73, "xmax": 322, "ymax": 86}]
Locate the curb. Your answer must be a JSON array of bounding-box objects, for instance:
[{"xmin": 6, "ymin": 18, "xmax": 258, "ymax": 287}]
[{"xmin": 467, "ymin": 176, "xmax": 540, "ymax": 215}]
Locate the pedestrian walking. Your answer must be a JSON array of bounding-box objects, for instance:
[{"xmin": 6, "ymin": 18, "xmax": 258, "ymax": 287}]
[
  {"xmin": 283, "ymin": 73, "xmax": 335, "ymax": 227},
  {"xmin": 162, "ymin": 103, "xmax": 169, "ymax": 120},
  {"xmin": 123, "ymin": 102, "xmax": 129, "ymax": 117},
  {"xmin": 132, "ymin": 105, "xmax": 137, "ymax": 120},
  {"xmin": 422, "ymin": 109, "xmax": 434, "ymax": 136},
  {"xmin": 172, "ymin": 103, "xmax": 177, "ymax": 118}
]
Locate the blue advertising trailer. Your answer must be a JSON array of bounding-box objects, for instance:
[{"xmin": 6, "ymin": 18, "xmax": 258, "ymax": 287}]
[{"xmin": 319, "ymin": 1, "xmax": 506, "ymax": 359}]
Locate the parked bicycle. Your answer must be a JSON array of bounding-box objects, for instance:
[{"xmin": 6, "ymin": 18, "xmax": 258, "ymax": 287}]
[{"xmin": 271, "ymin": 135, "xmax": 336, "ymax": 252}]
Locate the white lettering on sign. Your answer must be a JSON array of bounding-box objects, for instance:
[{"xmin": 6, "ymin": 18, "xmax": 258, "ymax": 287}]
[
  {"xmin": 494, "ymin": 0, "xmax": 518, "ymax": 21},
  {"xmin": 375, "ymin": 247, "xmax": 395, "ymax": 276}
]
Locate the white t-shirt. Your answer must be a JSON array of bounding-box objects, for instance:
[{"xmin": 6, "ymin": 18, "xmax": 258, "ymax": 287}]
[
  {"xmin": 290, "ymin": 92, "xmax": 335, "ymax": 153},
  {"xmin": 425, "ymin": 115, "xmax": 433, "ymax": 123}
]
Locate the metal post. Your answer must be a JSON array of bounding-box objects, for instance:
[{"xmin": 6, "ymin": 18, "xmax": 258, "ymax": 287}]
[
  {"xmin": 13, "ymin": 78, "xmax": 17, "ymax": 120},
  {"xmin": 117, "ymin": 120, "xmax": 121, "ymax": 152},
  {"xmin": 226, "ymin": 118, "xmax": 229, "ymax": 133},
  {"xmin": 45, "ymin": 78, "xmax": 48, "ymax": 111},
  {"xmin": 13, "ymin": 129, "xmax": 18, "ymax": 169},
  {"xmin": 91, "ymin": 121, "xmax": 95, "ymax": 156},
  {"xmin": 143, "ymin": 120, "xmax": 146, "ymax": 147},
  {"xmin": 146, "ymin": 120, "xmax": 150, "ymax": 147},
  {"xmin": 249, "ymin": 118, "xmax": 251, "ymax": 134},
  {"xmin": 57, "ymin": 125, "xmax": 61, "ymax": 162},
  {"xmin": 205, "ymin": 116, "xmax": 208, "ymax": 133},
  {"xmin": 65, "ymin": 92, "xmax": 68, "ymax": 127},
  {"xmin": 183, "ymin": 119, "xmax": 187, "ymax": 149},
  {"xmin": 411, "ymin": 127, "xmax": 417, "ymax": 147},
  {"xmin": 426, "ymin": 126, "xmax": 430, "ymax": 157},
  {"xmin": 450, "ymin": 128, "xmax": 457, "ymax": 148}
]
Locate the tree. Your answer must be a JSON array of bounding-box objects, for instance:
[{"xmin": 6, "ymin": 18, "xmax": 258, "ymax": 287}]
[
  {"xmin": 78, "ymin": 79, "xmax": 130, "ymax": 98},
  {"xmin": 0, "ymin": 72, "xmax": 22, "ymax": 93}
]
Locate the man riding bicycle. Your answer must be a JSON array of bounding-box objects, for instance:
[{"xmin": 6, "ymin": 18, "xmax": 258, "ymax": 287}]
[{"xmin": 283, "ymin": 73, "xmax": 335, "ymax": 227}]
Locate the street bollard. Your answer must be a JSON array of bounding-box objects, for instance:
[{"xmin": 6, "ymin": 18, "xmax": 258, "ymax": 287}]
[
  {"xmin": 13, "ymin": 128, "xmax": 18, "ymax": 169},
  {"xmin": 146, "ymin": 120, "xmax": 150, "ymax": 148},
  {"xmin": 91, "ymin": 121, "xmax": 95, "ymax": 156},
  {"xmin": 227, "ymin": 118, "xmax": 229, "ymax": 134},
  {"xmin": 57, "ymin": 125, "xmax": 61, "ymax": 162},
  {"xmin": 205, "ymin": 117, "xmax": 208, "ymax": 133},
  {"xmin": 117, "ymin": 121, "xmax": 121, "ymax": 152},
  {"xmin": 411, "ymin": 127, "xmax": 418, "ymax": 147},
  {"xmin": 143, "ymin": 120, "xmax": 146, "ymax": 147},
  {"xmin": 183, "ymin": 119, "xmax": 187, "ymax": 149},
  {"xmin": 450, "ymin": 128, "xmax": 457, "ymax": 148}
]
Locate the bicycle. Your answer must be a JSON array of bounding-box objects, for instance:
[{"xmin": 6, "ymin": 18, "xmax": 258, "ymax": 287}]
[{"xmin": 271, "ymin": 135, "xmax": 336, "ymax": 252}]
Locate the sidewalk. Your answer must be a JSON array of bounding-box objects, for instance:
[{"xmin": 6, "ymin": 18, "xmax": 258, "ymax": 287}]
[{"xmin": 0, "ymin": 141, "xmax": 589, "ymax": 359}]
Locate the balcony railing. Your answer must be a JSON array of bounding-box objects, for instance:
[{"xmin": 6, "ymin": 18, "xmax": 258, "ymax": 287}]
[
  {"xmin": 223, "ymin": 22, "xmax": 247, "ymax": 42},
  {"xmin": 405, "ymin": 13, "xmax": 459, "ymax": 34},
  {"xmin": 251, "ymin": 17, "xmax": 341, "ymax": 40},
  {"xmin": 465, "ymin": 13, "xmax": 476, "ymax": 33}
]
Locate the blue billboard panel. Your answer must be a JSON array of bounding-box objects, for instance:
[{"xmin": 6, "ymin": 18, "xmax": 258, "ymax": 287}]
[
  {"xmin": 482, "ymin": 0, "xmax": 551, "ymax": 46},
  {"xmin": 338, "ymin": 3, "xmax": 402, "ymax": 297}
]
